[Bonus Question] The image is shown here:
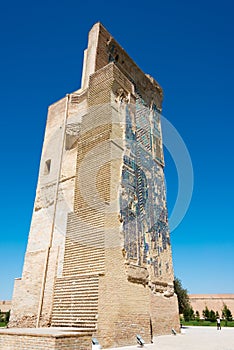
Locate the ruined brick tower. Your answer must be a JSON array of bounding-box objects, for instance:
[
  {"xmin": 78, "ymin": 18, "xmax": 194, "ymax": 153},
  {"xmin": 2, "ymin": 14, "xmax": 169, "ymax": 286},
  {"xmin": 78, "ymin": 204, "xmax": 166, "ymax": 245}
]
[{"xmin": 9, "ymin": 23, "xmax": 180, "ymax": 347}]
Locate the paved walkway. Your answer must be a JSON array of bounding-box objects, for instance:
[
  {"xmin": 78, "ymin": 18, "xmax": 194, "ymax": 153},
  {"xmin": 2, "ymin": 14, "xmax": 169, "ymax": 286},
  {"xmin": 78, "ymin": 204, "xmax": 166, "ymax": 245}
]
[
  {"xmin": 109, "ymin": 327, "xmax": 234, "ymax": 350},
  {"xmin": 1, "ymin": 326, "xmax": 233, "ymax": 349}
]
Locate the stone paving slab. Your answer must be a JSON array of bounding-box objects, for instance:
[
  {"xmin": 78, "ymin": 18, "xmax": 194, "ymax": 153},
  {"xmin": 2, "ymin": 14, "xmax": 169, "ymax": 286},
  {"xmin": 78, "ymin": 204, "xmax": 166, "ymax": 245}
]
[{"xmin": 108, "ymin": 327, "xmax": 234, "ymax": 350}]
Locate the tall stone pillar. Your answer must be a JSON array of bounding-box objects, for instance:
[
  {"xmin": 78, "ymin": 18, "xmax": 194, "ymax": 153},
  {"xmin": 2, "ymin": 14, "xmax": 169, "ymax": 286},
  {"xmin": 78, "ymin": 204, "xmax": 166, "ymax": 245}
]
[{"xmin": 9, "ymin": 22, "xmax": 180, "ymax": 347}]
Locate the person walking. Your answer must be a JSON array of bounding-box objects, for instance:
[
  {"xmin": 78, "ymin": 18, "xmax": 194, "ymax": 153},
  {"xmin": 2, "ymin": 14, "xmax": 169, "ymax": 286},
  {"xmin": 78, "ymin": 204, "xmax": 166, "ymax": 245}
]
[{"xmin": 217, "ymin": 317, "xmax": 221, "ymax": 330}]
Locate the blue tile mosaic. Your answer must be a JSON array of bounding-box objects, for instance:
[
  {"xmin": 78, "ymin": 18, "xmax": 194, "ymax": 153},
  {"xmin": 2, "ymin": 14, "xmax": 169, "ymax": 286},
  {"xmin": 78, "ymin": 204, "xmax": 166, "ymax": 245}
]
[{"xmin": 120, "ymin": 96, "xmax": 171, "ymax": 277}]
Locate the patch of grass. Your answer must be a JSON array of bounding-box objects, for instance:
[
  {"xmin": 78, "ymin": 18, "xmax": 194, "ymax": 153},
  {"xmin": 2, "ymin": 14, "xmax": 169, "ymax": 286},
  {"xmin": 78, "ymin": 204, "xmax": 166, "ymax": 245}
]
[
  {"xmin": 221, "ymin": 320, "xmax": 234, "ymax": 327},
  {"xmin": 182, "ymin": 320, "xmax": 234, "ymax": 327},
  {"xmin": 0, "ymin": 321, "xmax": 7, "ymax": 328}
]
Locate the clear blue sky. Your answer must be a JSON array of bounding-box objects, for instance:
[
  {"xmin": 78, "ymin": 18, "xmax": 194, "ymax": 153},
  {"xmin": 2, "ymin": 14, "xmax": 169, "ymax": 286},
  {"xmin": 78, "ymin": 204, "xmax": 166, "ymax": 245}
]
[{"xmin": 0, "ymin": 0, "xmax": 233, "ymax": 300}]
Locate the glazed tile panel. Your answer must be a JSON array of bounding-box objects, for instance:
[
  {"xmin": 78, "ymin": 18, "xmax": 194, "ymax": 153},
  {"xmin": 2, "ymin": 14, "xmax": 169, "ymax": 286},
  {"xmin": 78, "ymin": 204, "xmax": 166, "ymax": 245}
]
[{"xmin": 120, "ymin": 96, "xmax": 170, "ymax": 277}]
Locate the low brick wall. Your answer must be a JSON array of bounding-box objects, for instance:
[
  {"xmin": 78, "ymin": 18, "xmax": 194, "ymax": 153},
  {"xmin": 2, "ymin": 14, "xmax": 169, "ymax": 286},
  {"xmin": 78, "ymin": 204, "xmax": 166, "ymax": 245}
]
[{"xmin": 0, "ymin": 330, "xmax": 92, "ymax": 350}]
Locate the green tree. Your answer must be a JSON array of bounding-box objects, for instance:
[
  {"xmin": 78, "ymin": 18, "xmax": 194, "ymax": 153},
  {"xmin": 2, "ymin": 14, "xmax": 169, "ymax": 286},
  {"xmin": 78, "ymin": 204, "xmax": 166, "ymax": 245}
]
[
  {"xmin": 202, "ymin": 306, "xmax": 210, "ymax": 320},
  {"xmin": 183, "ymin": 306, "xmax": 195, "ymax": 321},
  {"xmin": 0, "ymin": 310, "xmax": 4, "ymax": 323},
  {"xmin": 209, "ymin": 309, "xmax": 216, "ymax": 322},
  {"xmin": 222, "ymin": 304, "xmax": 233, "ymax": 322},
  {"xmin": 5, "ymin": 311, "xmax": 10, "ymax": 323},
  {"xmin": 195, "ymin": 310, "xmax": 200, "ymax": 320},
  {"xmin": 174, "ymin": 277, "xmax": 190, "ymax": 314}
]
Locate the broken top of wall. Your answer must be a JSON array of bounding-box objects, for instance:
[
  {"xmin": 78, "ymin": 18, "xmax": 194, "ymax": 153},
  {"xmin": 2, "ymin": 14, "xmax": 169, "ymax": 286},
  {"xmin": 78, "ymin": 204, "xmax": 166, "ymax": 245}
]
[{"xmin": 80, "ymin": 22, "xmax": 163, "ymax": 106}]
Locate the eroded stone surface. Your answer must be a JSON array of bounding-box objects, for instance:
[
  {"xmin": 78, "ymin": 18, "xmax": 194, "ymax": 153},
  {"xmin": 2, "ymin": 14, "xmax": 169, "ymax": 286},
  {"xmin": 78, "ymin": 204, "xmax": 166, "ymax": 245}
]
[{"xmin": 8, "ymin": 22, "xmax": 180, "ymax": 348}]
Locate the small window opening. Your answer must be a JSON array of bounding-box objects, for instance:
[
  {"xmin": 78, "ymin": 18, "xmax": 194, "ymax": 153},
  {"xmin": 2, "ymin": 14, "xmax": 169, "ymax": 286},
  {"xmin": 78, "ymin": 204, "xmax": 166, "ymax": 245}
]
[{"xmin": 44, "ymin": 159, "xmax": 51, "ymax": 175}]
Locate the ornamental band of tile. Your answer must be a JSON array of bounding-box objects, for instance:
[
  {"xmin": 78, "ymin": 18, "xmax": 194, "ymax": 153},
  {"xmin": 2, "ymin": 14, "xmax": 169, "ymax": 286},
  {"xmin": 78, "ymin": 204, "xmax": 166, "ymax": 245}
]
[{"xmin": 8, "ymin": 22, "xmax": 180, "ymax": 348}]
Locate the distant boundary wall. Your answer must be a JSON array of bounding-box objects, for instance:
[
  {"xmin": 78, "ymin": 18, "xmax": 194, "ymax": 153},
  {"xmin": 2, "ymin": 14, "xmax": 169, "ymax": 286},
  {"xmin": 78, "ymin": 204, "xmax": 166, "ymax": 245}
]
[{"xmin": 189, "ymin": 294, "xmax": 234, "ymax": 317}]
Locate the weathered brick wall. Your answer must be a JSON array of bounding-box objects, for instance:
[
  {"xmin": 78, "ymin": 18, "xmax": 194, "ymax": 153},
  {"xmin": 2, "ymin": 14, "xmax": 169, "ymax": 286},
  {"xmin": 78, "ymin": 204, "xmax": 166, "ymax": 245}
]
[
  {"xmin": 39, "ymin": 247, "xmax": 59, "ymax": 327},
  {"xmin": 9, "ymin": 98, "xmax": 68, "ymax": 327},
  {"xmin": 9, "ymin": 94, "xmax": 84, "ymax": 328},
  {"xmin": 9, "ymin": 250, "xmax": 47, "ymax": 327},
  {"xmin": 54, "ymin": 335, "xmax": 91, "ymax": 350},
  {"xmin": 0, "ymin": 333, "xmax": 91, "ymax": 350},
  {"xmin": 97, "ymin": 248, "xmax": 152, "ymax": 348},
  {"xmin": 0, "ymin": 334, "xmax": 55, "ymax": 350},
  {"xmin": 94, "ymin": 23, "xmax": 163, "ymax": 109},
  {"xmin": 150, "ymin": 292, "xmax": 180, "ymax": 335}
]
